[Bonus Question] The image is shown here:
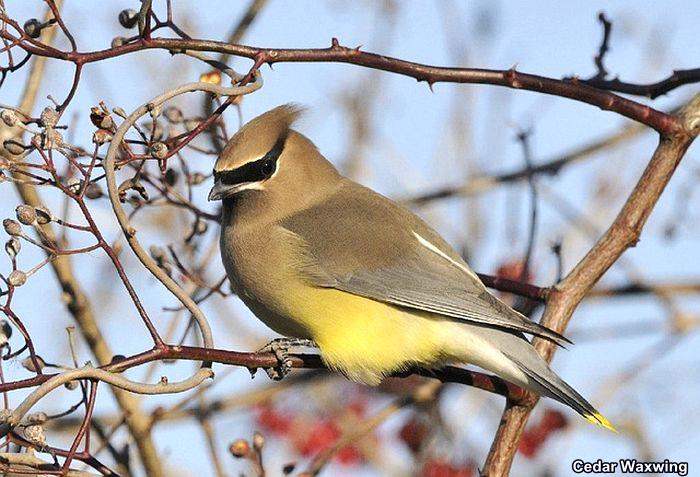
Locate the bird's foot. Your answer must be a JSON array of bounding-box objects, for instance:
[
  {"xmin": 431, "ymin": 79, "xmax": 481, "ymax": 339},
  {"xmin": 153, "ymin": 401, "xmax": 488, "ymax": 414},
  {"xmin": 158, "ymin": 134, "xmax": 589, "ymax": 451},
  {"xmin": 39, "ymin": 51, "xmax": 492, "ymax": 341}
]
[{"xmin": 255, "ymin": 338, "xmax": 316, "ymax": 381}]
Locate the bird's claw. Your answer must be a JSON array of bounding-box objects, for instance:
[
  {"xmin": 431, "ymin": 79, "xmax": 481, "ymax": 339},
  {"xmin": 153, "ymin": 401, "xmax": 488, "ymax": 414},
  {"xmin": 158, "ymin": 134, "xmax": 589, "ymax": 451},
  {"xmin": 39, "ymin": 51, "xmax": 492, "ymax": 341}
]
[{"xmin": 255, "ymin": 338, "xmax": 316, "ymax": 381}]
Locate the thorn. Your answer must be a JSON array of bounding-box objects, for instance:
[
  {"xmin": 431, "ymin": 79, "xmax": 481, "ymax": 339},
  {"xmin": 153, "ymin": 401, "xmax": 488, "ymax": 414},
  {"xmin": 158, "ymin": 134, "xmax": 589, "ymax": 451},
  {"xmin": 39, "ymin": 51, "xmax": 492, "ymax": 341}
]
[
  {"xmin": 239, "ymin": 52, "xmax": 267, "ymax": 85},
  {"xmin": 427, "ymin": 81, "xmax": 435, "ymax": 92},
  {"xmin": 331, "ymin": 37, "xmax": 340, "ymax": 48}
]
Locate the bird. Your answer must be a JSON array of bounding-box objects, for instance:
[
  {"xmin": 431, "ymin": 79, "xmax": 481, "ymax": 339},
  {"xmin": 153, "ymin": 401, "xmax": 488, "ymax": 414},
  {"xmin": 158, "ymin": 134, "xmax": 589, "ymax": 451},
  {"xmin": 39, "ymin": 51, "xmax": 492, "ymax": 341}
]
[{"xmin": 209, "ymin": 104, "xmax": 615, "ymax": 431}]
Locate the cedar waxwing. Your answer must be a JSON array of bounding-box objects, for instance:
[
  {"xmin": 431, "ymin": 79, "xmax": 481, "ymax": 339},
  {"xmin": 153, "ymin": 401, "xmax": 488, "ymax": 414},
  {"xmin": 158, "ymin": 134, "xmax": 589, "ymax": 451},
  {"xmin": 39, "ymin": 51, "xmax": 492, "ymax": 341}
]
[{"xmin": 209, "ymin": 104, "xmax": 614, "ymax": 431}]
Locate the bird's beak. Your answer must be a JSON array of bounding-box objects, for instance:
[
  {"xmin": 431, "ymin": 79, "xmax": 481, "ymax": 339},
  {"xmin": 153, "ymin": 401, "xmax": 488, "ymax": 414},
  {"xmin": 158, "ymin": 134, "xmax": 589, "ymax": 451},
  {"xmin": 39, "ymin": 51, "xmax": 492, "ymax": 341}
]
[
  {"xmin": 208, "ymin": 179, "xmax": 255, "ymax": 201},
  {"xmin": 208, "ymin": 179, "xmax": 230, "ymax": 201}
]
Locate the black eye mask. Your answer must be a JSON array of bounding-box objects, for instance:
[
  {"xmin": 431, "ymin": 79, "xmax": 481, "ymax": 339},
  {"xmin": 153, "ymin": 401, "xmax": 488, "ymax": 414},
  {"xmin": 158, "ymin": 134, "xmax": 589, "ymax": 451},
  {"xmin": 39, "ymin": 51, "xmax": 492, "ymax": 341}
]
[{"xmin": 215, "ymin": 136, "xmax": 286, "ymax": 186}]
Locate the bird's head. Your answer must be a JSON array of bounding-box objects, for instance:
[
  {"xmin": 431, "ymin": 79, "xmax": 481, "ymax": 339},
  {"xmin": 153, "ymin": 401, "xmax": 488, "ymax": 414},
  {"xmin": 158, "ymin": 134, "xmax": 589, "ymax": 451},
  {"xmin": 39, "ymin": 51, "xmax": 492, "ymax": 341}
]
[{"xmin": 208, "ymin": 104, "xmax": 340, "ymax": 203}]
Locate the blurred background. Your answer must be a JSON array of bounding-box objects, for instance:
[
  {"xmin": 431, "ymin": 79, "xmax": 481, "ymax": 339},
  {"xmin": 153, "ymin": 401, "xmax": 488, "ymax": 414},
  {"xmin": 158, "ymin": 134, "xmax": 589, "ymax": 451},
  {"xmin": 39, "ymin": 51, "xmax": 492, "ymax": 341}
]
[{"xmin": 0, "ymin": 1, "xmax": 699, "ymax": 475}]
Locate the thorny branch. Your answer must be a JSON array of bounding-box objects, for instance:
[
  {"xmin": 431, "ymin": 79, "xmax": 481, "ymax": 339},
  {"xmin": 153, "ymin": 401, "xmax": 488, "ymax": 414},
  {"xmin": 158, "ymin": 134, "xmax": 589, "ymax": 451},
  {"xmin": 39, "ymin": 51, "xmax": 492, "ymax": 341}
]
[
  {"xmin": 0, "ymin": 10, "xmax": 689, "ymax": 134},
  {"xmin": 481, "ymin": 95, "xmax": 700, "ymax": 476},
  {"xmin": 0, "ymin": 2, "xmax": 697, "ymax": 476}
]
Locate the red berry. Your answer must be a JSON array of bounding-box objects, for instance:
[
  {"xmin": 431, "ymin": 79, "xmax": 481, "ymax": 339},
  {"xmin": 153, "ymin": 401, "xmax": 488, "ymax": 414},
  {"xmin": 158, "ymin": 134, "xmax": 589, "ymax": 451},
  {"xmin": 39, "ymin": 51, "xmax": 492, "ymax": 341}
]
[
  {"xmin": 496, "ymin": 260, "xmax": 532, "ymax": 283},
  {"xmin": 255, "ymin": 405, "xmax": 292, "ymax": 435},
  {"xmin": 296, "ymin": 420, "xmax": 340, "ymax": 457},
  {"xmin": 518, "ymin": 408, "xmax": 567, "ymax": 458},
  {"xmin": 336, "ymin": 445, "xmax": 362, "ymax": 465},
  {"xmin": 541, "ymin": 409, "xmax": 568, "ymax": 431},
  {"xmin": 422, "ymin": 460, "xmax": 474, "ymax": 477},
  {"xmin": 399, "ymin": 417, "xmax": 429, "ymax": 454}
]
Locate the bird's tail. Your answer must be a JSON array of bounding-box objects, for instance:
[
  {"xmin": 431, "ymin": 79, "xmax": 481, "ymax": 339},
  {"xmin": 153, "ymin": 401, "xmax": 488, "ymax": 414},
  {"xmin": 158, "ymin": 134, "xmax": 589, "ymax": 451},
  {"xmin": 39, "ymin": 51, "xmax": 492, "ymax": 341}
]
[{"xmin": 506, "ymin": 352, "xmax": 617, "ymax": 432}]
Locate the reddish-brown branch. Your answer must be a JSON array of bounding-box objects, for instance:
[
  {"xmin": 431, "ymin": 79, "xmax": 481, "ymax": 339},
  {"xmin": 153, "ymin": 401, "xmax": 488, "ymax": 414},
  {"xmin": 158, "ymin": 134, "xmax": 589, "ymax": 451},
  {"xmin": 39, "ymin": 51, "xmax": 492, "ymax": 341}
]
[
  {"xmin": 584, "ymin": 68, "xmax": 700, "ymax": 99},
  {"xmin": 7, "ymin": 431, "xmax": 118, "ymax": 476},
  {"xmin": 580, "ymin": 12, "xmax": 700, "ymax": 98},
  {"xmin": 476, "ymin": 274, "xmax": 549, "ymax": 302},
  {"xmin": 481, "ymin": 95, "xmax": 700, "ymax": 476},
  {"xmin": 0, "ymin": 26, "xmax": 682, "ymax": 135},
  {"xmin": 0, "ymin": 344, "xmax": 525, "ymax": 402},
  {"xmin": 590, "ymin": 12, "xmax": 612, "ymax": 80},
  {"xmin": 61, "ymin": 379, "xmax": 98, "ymax": 473}
]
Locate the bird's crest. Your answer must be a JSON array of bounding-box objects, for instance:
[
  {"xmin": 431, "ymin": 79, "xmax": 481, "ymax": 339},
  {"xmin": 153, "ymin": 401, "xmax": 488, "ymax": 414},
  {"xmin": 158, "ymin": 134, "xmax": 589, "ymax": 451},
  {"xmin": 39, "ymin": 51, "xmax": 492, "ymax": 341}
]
[{"xmin": 214, "ymin": 103, "xmax": 305, "ymax": 172}]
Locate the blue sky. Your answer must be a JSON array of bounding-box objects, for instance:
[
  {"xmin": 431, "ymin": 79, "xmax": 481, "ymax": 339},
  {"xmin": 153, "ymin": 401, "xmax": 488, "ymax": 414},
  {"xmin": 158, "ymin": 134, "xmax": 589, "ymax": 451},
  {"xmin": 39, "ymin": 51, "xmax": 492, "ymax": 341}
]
[{"xmin": 1, "ymin": 1, "xmax": 699, "ymax": 475}]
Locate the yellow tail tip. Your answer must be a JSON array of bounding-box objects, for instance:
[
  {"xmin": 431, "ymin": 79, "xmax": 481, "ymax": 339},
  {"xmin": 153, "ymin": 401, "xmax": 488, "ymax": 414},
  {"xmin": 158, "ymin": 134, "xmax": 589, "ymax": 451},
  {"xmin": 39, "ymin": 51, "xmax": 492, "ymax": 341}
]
[{"xmin": 584, "ymin": 412, "xmax": 618, "ymax": 433}]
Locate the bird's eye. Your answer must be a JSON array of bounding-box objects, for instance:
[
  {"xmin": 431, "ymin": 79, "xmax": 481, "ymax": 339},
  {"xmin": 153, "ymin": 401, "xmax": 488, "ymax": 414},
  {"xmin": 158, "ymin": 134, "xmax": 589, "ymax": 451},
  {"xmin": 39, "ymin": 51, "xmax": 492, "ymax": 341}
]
[{"xmin": 260, "ymin": 159, "xmax": 276, "ymax": 177}]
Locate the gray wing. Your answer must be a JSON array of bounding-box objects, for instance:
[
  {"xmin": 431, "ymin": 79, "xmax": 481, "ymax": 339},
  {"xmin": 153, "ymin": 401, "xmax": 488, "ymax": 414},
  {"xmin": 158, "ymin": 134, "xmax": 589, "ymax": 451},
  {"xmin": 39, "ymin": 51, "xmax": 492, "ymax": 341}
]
[{"xmin": 281, "ymin": 180, "xmax": 569, "ymax": 346}]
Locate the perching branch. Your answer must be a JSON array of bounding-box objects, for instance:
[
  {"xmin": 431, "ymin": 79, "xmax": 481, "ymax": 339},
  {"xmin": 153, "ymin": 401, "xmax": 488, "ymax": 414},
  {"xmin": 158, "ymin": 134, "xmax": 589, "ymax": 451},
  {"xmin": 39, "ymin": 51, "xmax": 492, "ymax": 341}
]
[
  {"xmin": 481, "ymin": 94, "xmax": 700, "ymax": 476},
  {"xmin": 0, "ymin": 4, "xmax": 697, "ymax": 475}
]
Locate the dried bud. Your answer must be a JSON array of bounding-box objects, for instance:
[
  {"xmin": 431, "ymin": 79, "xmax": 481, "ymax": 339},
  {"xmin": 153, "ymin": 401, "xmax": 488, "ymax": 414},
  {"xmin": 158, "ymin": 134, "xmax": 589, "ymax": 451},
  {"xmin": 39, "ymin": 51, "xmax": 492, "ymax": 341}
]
[
  {"xmin": 164, "ymin": 168, "xmax": 178, "ymax": 186},
  {"xmin": 118, "ymin": 178, "xmax": 148, "ymax": 202},
  {"xmin": 159, "ymin": 376, "xmax": 168, "ymax": 384},
  {"xmin": 3, "ymin": 219, "xmax": 22, "ymax": 236},
  {"xmin": 199, "ymin": 70, "xmax": 222, "ymax": 85},
  {"xmin": 93, "ymin": 129, "xmax": 113, "ymax": 145},
  {"xmin": 188, "ymin": 172, "xmax": 205, "ymax": 186},
  {"xmin": 90, "ymin": 107, "xmax": 114, "ymax": 130},
  {"xmin": 8, "ymin": 270, "xmax": 27, "ymax": 287},
  {"xmin": 164, "ymin": 106, "xmax": 184, "ymax": 123},
  {"xmin": 1, "ymin": 109, "xmax": 19, "ymax": 127},
  {"xmin": 40, "ymin": 107, "xmax": 58, "ymax": 128},
  {"xmin": 194, "ymin": 220, "xmax": 208, "ymax": 235},
  {"xmin": 64, "ymin": 380, "xmax": 79, "ymax": 391},
  {"xmin": 0, "ymin": 320, "xmax": 11, "ymax": 340},
  {"xmin": 3, "ymin": 139, "xmax": 27, "ymax": 156},
  {"xmin": 5, "ymin": 237, "xmax": 21, "ymax": 258},
  {"xmin": 27, "ymin": 412, "xmax": 48, "ymax": 425},
  {"xmin": 23, "ymin": 424, "xmax": 46, "ymax": 448},
  {"xmin": 85, "ymin": 182, "xmax": 104, "ymax": 199},
  {"xmin": 21, "ymin": 355, "xmax": 45, "ymax": 372},
  {"xmin": 252, "ymin": 432, "xmax": 265, "ymax": 451},
  {"xmin": 0, "ymin": 320, "xmax": 12, "ymax": 348},
  {"xmin": 229, "ymin": 439, "xmax": 250, "ymax": 458},
  {"xmin": 67, "ymin": 177, "xmax": 82, "ymax": 194},
  {"xmin": 0, "ymin": 409, "xmax": 11, "ymax": 423},
  {"xmin": 34, "ymin": 206, "xmax": 52, "ymax": 224},
  {"xmin": 32, "ymin": 129, "xmax": 63, "ymax": 150},
  {"xmin": 149, "ymin": 142, "xmax": 168, "ymax": 159},
  {"xmin": 112, "ymin": 107, "xmax": 127, "ymax": 118},
  {"xmin": 118, "ymin": 9, "xmax": 139, "ymax": 29},
  {"xmin": 15, "ymin": 205, "xmax": 36, "ymax": 225},
  {"xmin": 23, "ymin": 18, "xmax": 43, "ymax": 39},
  {"xmin": 111, "ymin": 36, "xmax": 127, "ymax": 48}
]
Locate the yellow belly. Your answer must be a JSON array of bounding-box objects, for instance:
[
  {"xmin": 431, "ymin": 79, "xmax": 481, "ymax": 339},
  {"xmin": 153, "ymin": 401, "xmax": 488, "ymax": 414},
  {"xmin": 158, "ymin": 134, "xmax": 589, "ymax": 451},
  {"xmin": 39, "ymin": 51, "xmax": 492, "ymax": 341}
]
[{"xmin": 268, "ymin": 284, "xmax": 463, "ymax": 385}]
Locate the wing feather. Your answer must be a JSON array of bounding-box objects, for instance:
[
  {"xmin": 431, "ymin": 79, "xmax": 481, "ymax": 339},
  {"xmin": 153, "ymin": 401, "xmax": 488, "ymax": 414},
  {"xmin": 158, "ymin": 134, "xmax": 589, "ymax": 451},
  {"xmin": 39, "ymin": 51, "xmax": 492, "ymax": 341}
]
[{"xmin": 281, "ymin": 181, "xmax": 570, "ymax": 346}]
